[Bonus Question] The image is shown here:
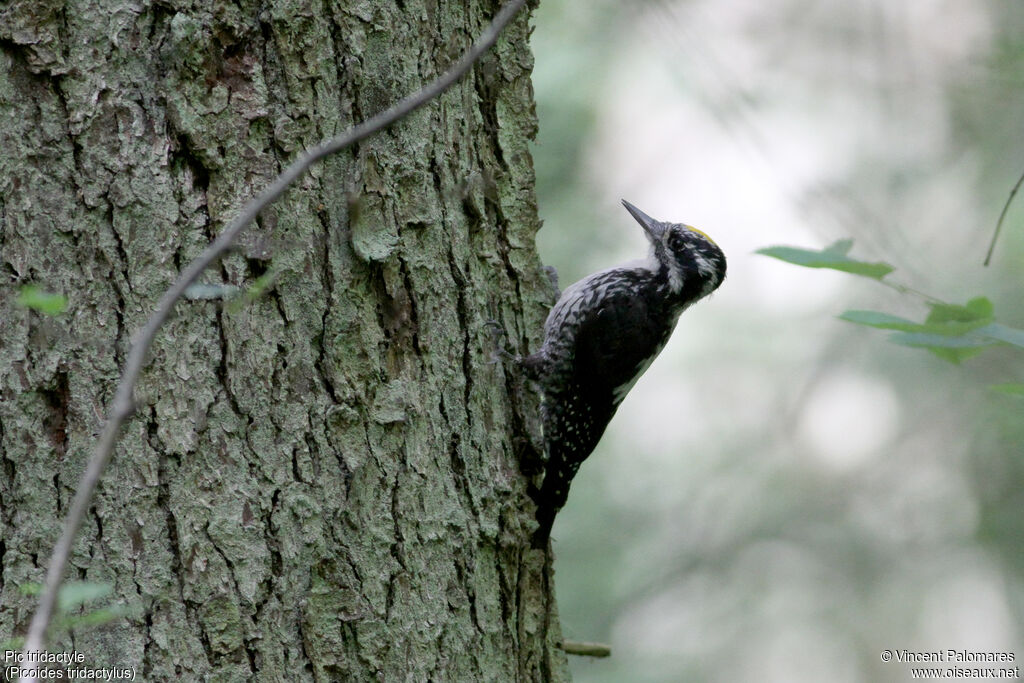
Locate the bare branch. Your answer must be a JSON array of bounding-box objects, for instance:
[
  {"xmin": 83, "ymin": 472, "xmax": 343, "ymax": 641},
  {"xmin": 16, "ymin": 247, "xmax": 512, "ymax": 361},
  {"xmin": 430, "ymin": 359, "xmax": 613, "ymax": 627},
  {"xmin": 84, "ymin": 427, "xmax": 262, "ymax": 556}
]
[
  {"xmin": 984, "ymin": 166, "xmax": 1024, "ymax": 266},
  {"xmin": 19, "ymin": 0, "xmax": 528, "ymax": 676}
]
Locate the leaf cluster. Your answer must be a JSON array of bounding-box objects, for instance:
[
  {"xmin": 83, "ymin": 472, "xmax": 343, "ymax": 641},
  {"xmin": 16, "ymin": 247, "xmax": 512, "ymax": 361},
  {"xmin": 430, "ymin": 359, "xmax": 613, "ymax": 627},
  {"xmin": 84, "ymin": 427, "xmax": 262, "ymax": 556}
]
[{"xmin": 757, "ymin": 241, "xmax": 1024, "ymax": 394}]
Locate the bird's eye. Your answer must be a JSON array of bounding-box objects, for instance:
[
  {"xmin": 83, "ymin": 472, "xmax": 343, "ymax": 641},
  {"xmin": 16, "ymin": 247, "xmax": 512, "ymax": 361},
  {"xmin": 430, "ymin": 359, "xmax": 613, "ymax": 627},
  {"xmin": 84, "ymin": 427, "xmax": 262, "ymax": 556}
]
[{"xmin": 667, "ymin": 231, "xmax": 686, "ymax": 251}]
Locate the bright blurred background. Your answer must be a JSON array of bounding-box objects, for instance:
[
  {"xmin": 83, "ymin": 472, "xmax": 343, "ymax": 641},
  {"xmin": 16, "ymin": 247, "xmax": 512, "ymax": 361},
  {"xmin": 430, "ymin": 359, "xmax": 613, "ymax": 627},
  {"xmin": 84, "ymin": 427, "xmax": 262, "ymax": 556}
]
[{"xmin": 528, "ymin": 1, "xmax": 1024, "ymax": 681}]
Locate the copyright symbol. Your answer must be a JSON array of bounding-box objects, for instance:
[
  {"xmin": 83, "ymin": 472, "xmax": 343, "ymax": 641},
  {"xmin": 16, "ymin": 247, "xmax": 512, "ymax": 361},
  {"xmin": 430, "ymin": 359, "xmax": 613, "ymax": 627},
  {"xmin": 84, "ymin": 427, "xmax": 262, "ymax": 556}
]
[{"xmin": 881, "ymin": 650, "xmax": 893, "ymax": 662}]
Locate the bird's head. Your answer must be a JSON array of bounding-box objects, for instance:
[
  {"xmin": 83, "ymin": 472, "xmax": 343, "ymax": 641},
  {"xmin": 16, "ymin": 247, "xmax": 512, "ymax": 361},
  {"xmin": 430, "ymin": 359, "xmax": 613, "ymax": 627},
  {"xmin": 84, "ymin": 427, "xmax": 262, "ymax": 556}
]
[{"xmin": 622, "ymin": 199, "xmax": 726, "ymax": 298}]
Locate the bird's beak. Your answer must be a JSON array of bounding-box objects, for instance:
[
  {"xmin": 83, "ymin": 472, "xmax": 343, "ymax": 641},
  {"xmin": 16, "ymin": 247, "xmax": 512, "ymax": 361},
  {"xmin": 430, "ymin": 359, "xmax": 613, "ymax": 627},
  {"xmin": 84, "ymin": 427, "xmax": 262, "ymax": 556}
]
[{"xmin": 621, "ymin": 199, "xmax": 666, "ymax": 240}]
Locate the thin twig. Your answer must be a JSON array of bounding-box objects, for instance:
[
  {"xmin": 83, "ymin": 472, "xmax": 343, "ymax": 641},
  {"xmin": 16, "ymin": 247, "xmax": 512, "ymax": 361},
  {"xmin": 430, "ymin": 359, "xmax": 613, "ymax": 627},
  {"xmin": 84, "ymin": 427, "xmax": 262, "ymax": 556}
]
[
  {"xmin": 560, "ymin": 641, "xmax": 612, "ymax": 658},
  {"xmin": 19, "ymin": 0, "xmax": 528, "ymax": 676},
  {"xmin": 877, "ymin": 278, "xmax": 945, "ymax": 306},
  {"xmin": 984, "ymin": 167, "xmax": 1024, "ymax": 266}
]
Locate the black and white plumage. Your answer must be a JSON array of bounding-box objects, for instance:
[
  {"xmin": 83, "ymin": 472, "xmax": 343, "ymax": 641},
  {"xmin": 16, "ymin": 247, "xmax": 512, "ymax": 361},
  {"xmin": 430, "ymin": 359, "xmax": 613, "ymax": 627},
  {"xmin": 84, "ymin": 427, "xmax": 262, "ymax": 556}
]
[{"xmin": 526, "ymin": 200, "xmax": 726, "ymax": 546}]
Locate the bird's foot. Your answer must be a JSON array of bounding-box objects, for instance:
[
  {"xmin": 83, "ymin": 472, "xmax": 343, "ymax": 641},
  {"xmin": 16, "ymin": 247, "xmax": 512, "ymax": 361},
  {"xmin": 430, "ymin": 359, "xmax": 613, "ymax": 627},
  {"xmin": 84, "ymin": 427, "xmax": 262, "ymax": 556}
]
[{"xmin": 484, "ymin": 319, "xmax": 520, "ymax": 366}]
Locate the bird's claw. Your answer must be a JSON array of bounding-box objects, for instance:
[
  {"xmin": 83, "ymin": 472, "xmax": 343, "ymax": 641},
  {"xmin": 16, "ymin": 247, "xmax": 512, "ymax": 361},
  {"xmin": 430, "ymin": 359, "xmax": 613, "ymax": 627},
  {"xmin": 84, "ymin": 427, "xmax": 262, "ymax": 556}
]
[{"xmin": 484, "ymin": 319, "xmax": 519, "ymax": 365}]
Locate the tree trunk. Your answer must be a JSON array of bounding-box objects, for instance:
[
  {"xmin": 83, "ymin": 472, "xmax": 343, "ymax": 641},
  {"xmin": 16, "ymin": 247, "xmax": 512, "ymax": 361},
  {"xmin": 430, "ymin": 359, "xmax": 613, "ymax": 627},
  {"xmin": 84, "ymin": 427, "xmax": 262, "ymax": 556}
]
[{"xmin": 0, "ymin": 1, "xmax": 568, "ymax": 680}]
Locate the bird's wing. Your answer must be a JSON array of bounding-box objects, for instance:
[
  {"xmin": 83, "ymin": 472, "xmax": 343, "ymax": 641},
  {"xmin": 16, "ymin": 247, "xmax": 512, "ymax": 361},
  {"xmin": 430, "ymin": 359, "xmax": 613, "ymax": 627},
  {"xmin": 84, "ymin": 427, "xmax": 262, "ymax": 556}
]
[{"xmin": 571, "ymin": 283, "xmax": 665, "ymax": 402}]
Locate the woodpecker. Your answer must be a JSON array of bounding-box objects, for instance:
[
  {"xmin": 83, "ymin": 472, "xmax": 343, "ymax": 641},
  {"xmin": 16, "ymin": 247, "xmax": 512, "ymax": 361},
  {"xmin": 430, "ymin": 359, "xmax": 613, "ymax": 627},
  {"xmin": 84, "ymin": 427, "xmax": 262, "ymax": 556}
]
[{"xmin": 524, "ymin": 200, "xmax": 726, "ymax": 546}]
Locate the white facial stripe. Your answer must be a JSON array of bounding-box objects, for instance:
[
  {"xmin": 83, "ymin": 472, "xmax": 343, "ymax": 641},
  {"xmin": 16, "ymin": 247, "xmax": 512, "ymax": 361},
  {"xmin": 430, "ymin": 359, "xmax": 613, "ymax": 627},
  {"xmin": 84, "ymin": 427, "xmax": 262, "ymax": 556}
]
[
  {"xmin": 666, "ymin": 258, "xmax": 685, "ymax": 294},
  {"xmin": 693, "ymin": 251, "xmax": 714, "ymax": 278}
]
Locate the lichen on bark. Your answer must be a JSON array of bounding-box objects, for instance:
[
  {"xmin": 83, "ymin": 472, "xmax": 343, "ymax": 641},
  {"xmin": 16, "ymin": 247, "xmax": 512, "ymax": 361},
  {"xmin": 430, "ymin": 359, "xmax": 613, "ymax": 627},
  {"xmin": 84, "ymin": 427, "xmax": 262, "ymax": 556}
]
[{"xmin": 0, "ymin": 0, "xmax": 567, "ymax": 680}]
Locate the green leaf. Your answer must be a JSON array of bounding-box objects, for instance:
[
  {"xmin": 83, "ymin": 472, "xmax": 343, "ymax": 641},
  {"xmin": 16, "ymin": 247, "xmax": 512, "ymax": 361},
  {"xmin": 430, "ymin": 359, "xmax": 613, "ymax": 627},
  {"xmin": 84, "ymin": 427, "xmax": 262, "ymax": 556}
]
[
  {"xmin": 846, "ymin": 306, "xmax": 1024, "ymax": 362},
  {"xmin": 918, "ymin": 319, "xmax": 993, "ymax": 336},
  {"xmin": 888, "ymin": 331, "xmax": 994, "ymax": 364},
  {"xmin": 888, "ymin": 332, "xmax": 995, "ymax": 349},
  {"xmin": 976, "ymin": 323, "xmax": 1024, "ymax": 349},
  {"xmin": 966, "ymin": 296, "xmax": 994, "ymax": 318},
  {"xmin": 17, "ymin": 285, "xmax": 68, "ymax": 315},
  {"xmin": 841, "ymin": 309, "xmax": 998, "ymax": 337},
  {"xmin": 923, "ymin": 297, "xmax": 994, "ymax": 335},
  {"xmin": 990, "ymin": 383, "xmax": 1024, "ymax": 395},
  {"xmin": 931, "ymin": 347, "xmax": 989, "ymax": 364},
  {"xmin": 756, "ymin": 240, "xmax": 894, "ymax": 279},
  {"xmin": 825, "ymin": 239, "xmax": 854, "ymax": 256},
  {"xmin": 840, "ymin": 310, "xmax": 920, "ymax": 331},
  {"xmin": 57, "ymin": 581, "xmax": 113, "ymax": 610}
]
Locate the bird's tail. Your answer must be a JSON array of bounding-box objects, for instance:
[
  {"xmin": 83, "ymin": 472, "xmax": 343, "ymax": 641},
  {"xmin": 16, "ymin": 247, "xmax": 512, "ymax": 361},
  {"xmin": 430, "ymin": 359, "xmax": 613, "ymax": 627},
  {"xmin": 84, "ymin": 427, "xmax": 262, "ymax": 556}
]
[{"xmin": 530, "ymin": 457, "xmax": 575, "ymax": 549}]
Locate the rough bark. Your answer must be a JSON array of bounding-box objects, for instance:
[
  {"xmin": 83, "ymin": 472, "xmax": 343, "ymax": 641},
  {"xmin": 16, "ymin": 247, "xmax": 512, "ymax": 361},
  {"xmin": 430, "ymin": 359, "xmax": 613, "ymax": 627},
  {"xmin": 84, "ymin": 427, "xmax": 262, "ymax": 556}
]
[{"xmin": 0, "ymin": 0, "xmax": 567, "ymax": 680}]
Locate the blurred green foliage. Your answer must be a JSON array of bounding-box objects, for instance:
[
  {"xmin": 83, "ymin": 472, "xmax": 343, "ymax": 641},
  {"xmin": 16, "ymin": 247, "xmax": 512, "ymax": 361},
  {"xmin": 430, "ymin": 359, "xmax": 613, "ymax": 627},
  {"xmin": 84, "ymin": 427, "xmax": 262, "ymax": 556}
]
[
  {"xmin": 760, "ymin": 242, "xmax": 1024, "ymax": 367},
  {"xmin": 16, "ymin": 285, "xmax": 67, "ymax": 316},
  {"xmin": 4, "ymin": 582, "xmax": 129, "ymax": 650}
]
